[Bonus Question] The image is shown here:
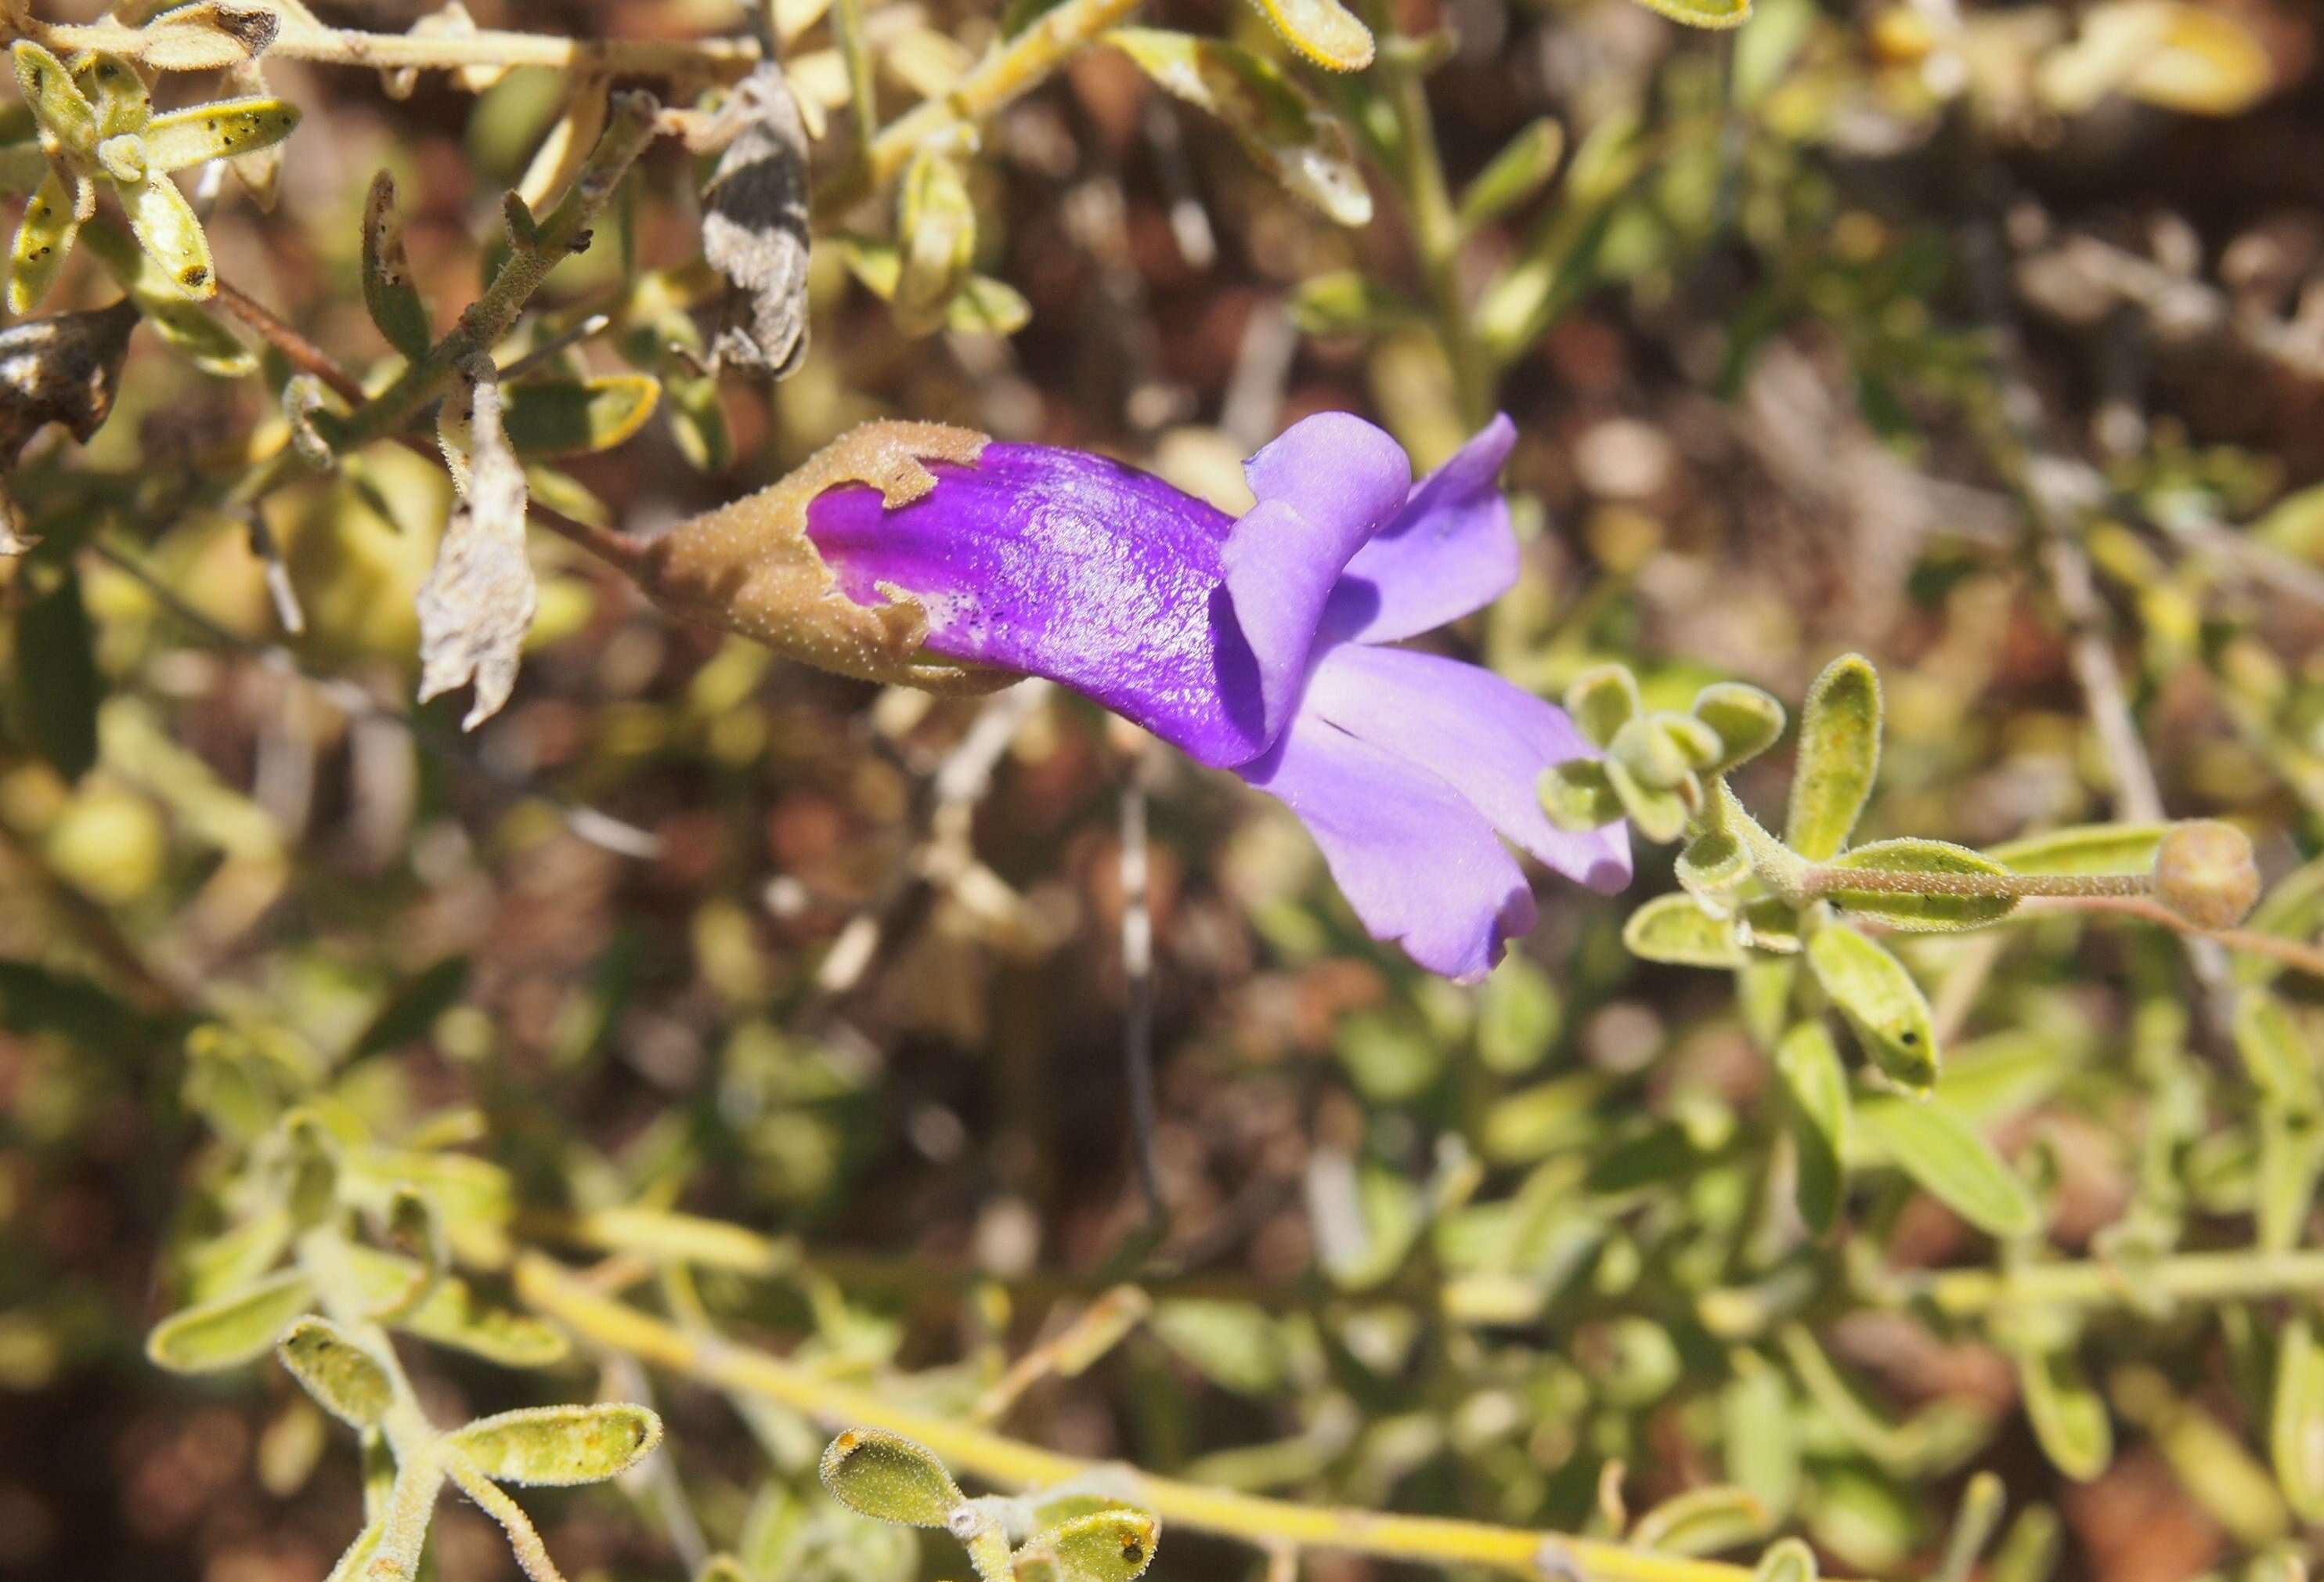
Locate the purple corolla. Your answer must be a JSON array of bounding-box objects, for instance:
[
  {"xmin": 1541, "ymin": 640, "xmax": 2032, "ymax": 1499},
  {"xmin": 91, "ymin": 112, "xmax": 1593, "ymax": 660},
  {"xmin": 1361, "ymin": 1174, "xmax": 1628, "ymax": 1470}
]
[{"xmin": 644, "ymin": 412, "xmax": 1629, "ymax": 981}]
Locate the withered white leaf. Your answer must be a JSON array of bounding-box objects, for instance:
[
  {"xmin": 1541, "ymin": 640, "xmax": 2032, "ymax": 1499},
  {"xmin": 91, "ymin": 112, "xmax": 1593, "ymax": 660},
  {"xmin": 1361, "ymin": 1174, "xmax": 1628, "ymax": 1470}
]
[
  {"xmin": 418, "ymin": 356, "xmax": 536, "ymax": 730},
  {"xmin": 697, "ymin": 64, "xmax": 811, "ymax": 381},
  {"xmin": 1, "ymin": 299, "xmax": 139, "ymax": 465}
]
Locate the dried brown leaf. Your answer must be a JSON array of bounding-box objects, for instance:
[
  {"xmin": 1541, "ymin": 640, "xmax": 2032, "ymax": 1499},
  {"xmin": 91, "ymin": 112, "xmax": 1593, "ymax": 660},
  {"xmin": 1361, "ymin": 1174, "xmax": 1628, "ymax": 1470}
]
[
  {"xmin": 0, "ymin": 300, "xmax": 139, "ymax": 464},
  {"xmin": 698, "ymin": 65, "xmax": 811, "ymax": 380},
  {"xmin": 418, "ymin": 357, "xmax": 536, "ymax": 729}
]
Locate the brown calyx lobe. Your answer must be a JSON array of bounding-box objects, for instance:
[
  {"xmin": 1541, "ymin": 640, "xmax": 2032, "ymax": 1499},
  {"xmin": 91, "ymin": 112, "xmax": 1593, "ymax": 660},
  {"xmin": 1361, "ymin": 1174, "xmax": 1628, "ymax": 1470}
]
[{"xmin": 635, "ymin": 419, "xmax": 1014, "ymax": 693}]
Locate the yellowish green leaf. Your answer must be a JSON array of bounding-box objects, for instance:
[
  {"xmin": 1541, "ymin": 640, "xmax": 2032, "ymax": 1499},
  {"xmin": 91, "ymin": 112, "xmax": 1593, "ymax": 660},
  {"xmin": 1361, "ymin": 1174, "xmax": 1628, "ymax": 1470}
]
[
  {"xmin": 497, "ymin": 374, "xmax": 662, "ymax": 458},
  {"xmin": 1806, "ymin": 923, "xmax": 1936, "ymax": 1093},
  {"xmin": 1776, "ymin": 1021, "xmax": 1848, "ymax": 1234},
  {"xmin": 1984, "ymin": 822, "xmax": 2167, "ymax": 875},
  {"xmin": 1540, "ymin": 759, "xmax": 1625, "ymax": 833},
  {"xmin": 1693, "ymin": 681, "xmax": 1785, "ymax": 770},
  {"xmin": 276, "ymin": 1317, "xmax": 393, "ymax": 1428},
  {"xmin": 2018, "ymin": 1342, "xmax": 2112, "ymax": 1481},
  {"xmin": 1857, "ymin": 1096, "xmax": 2039, "ymax": 1237},
  {"xmin": 1624, "ymin": 894, "xmax": 1744, "ymax": 967},
  {"xmin": 9, "ymin": 167, "xmax": 81, "ymax": 314},
  {"xmin": 448, "ymin": 1403, "xmax": 664, "ymax": 1486},
  {"xmin": 1821, "ymin": 838, "xmax": 2018, "ymax": 933},
  {"xmin": 123, "ymin": 172, "xmax": 214, "ymax": 296},
  {"xmin": 1455, "ymin": 118, "xmax": 1563, "ymax": 236},
  {"xmin": 12, "ymin": 44, "xmax": 96, "ymax": 154},
  {"xmin": 1624, "ymin": 0, "xmax": 1751, "ymax": 28},
  {"xmin": 1629, "ymin": 1486, "xmax": 1772, "ymax": 1557},
  {"xmin": 79, "ymin": 216, "xmax": 254, "ymax": 375},
  {"xmin": 2272, "ymin": 1313, "xmax": 2324, "ymax": 1524},
  {"xmin": 361, "ymin": 169, "xmax": 431, "ymax": 361},
  {"xmin": 1785, "ymin": 654, "xmax": 1880, "ymax": 861},
  {"xmin": 1242, "ymin": 0, "xmax": 1374, "ymax": 72},
  {"xmin": 1566, "ymin": 664, "xmax": 1641, "ymax": 749},
  {"xmin": 817, "ymin": 1427, "xmax": 965, "ymax": 1525},
  {"xmin": 146, "ymin": 1268, "xmax": 315, "ymax": 1373},
  {"xmin": 137, "ymin": 97, "xmax": 300, "ymax": 175}
]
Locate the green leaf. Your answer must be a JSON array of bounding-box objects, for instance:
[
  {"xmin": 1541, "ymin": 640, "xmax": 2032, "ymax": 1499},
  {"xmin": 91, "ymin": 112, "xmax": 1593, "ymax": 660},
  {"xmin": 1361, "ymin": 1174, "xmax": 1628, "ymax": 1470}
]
[
  {"xmin": 344, "ymin": 1246, "xmax": 568, "ymax": 1366},
  {"xmin": 2272, "ymin": 1313, "xmax": 2324, "ymax": 1524},
  {"xmin": 1775, "ymin": 1022, "xmax": 1848, "ymax": 1234},
  {"xmin": 1604, "ymin": 757, "xmax": 1689, "ymax": 843},
  {"xmin": 2257, "ymin": 1110, "xmax": 2324, "ymax": 1254},
  {"xmin": 1020, "ymin": 1509, "xmax": 1160, "ymax": 1582},
  {"xmin": 1106, "ymin": 31, "xmax": 1370, "ymax": 226},
  {"xmin": 497, "ymin": 374, "xmax": 662, "ymax": 457},
  {"xmin": 1720, "ymin": 1355, "xmax": 1801, "ymax": 1520},
  {"xmin": 79, "ymin": 216, "xmax": 254, "ymax": 376},
  {"xmin": 11, "ymin": 44, "xmax": 96, "ymax": 154},
  {"xmin": 1983, "ymin": 822, "xmax": 2168, "ymax": 876},
  {"xmin": 833, "ymin": 237, "xmax": 1029, "ymax": 335},
  {"xmin": 1565, "ymin": 665, "xmax": 1640, "ymax": 749},
  {"xmin": 1693, "ymin": 681, "xmax": 1785, "ymax": 771},
  {"xmin": 1455, "ymin": 118, "xmax": 1563, "ymax": 235},
  {"xmin": 447, "ymin": 1403, "xmax": 664, "ymax": 1486},
  {"xmin": 666, "ymin": 369, "xmax": 731, "ymax": 471},
  {"xmin": 1629, "ymin": 1486, "xmax": 1771, "ymax": 1557},
  {"xmin": 1240, "ymin": 0, "xmax": 1374, "ymax": 72},
  {"xmin": 2017, "ymin": 1342, "xmax": 2112, "ymax": 1481},
  {"xmin": 1752, "ymin": 1537, "xmax": 1817, "ymax": 1582},
  {"xmin": 894, "ymin": 146, "xmax": 975, "ymax": 338},
  {"xmin": 2233, "ymin": 992, "xmax": 2319, "ymax": 1113},
  {"xmin": 1477, "ymin": 955, "xmax": 1561, "ymax": 1075},
  {"xmin": 1784, "ymin": 654, "xmax": 1880, "ymax": 861},
  {"xmin": 1540, "ymin": 759, "xmax": 1626, "ymax": 833},
  {"xmin": 13, "ymin": 560, "xmax": 102, "ymax": 781},
  {"xmin": 361, "ymin": 170, "xmax": 431, "ymax": 362},
  {"xmin": 1857, "ymin": 1096, "xmax": 2039, "ymax": 1237},
  {"xmin": 123, "ymin": 172, "xmax": 214, "ymax": 296},
  {"xmin": 1626, "ymin": 0, "xmax": 1751, "ymax": 27},
  {"xmin": 817, "ymin": 1428, "xmax": 965, "ymax": 1525},
  {"xmin": 136, "ymin": 97, "xmax": 300, "ymax": 174},
  {"xmin": 1624, "ymin": 894, "xmax": 1744, "ymax": 967},
  {"xmin": 1821, "ymin": 839, "xmax": 2019, "ymax": 933},
  {"xmin": 1806, "ymin": 924, "xmax": 1936, "ymax": 1094},
  {"xmin": 146, "ymin": 1269, "xmax": 316, "ymax": 1373},
  {"xmin": 72, "ymin": 54, "xmax": 148, "ymax": 139},
  {"xmin": 276, "ymin": 1317, "xmax": 393, "ymax": 1428},
  {"xmin": 1676, "ymin": 828, "xmax": 1752, "ymax": 908},
  {"xmin": 1149, "ymin": 1300, "xmax": 1285, "ymax": 1395},
  {"xmin": 1288, "ymin": 269, "xmax": 1417, "ymax": 336},
  {"xmin": 8, "ymin": 166, "xmax": 81, "ymax": 313}
]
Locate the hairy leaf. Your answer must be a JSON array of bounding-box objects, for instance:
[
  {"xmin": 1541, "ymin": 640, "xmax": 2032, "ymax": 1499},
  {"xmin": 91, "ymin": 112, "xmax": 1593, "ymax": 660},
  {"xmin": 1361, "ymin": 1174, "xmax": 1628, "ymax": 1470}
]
[
  {"xmin": 276, "ymin": 1317, "xmax": 393, "ymax": 1428},
  {"xmin": 449, "ymin": 1403, "xmax": 664, "ymax": 1486},
  {"xmin": 1776, "ymin": 1021, "xmax": 1848, "ymax": 1234},
  {"xmin": 1821, "ymin": 839, "xmax": 2018, "ymax": 932},
  {"xmin": 1623, "ymin": 894, "xmax": 1744, "ymax": 967},
  {"xmin": 147, "ymin": 1269, "xmax": 316, "ymax": 1373},
  {"xmin": 1806, "ymin": 923, "xmax": 1936, "ymax": 1093},
  {"xmin": 1857, "ymin": 1096, "xmax": 2039, "ymax": 1237},
  {"xmin": 817, "ymin": 1428, "xmax": 965, "ymax": 1525},
  {"xmin": 1785, "ymin": 654, "xmax": 1880, "ymax": 861},
  {"xmin": 359, "ymin": 171, "xmax": 431, "ymax": 361}
]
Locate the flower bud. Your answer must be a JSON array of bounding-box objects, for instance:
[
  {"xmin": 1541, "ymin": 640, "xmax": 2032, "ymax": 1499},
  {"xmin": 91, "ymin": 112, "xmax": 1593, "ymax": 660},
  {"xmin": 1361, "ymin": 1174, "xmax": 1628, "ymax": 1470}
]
[{"xmin": 2153, "ymin": 819, "xmax": 2260, "ymax": 930}]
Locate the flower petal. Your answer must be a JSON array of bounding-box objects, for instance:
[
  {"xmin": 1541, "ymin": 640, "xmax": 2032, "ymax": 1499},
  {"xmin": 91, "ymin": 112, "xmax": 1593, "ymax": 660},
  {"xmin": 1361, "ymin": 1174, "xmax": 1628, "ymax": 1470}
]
[
  {"xmin": 1225, "ymin": 412, "xmax": 1412, "ymax": 744},
  {"xmin": 1323, "ymin": 414, "xmax": 1519, "ymax": 644},
  {"xmin": 1305, "ymin": 641, "xmax": 1632, "ymax": 894},
  {"xmin": 807, "ymin": 444, "xmax": 1279, "ymax": 766},
  {"xmin": 1236, "ymin": 708, "xmax": 1538, "ymax": 982}
]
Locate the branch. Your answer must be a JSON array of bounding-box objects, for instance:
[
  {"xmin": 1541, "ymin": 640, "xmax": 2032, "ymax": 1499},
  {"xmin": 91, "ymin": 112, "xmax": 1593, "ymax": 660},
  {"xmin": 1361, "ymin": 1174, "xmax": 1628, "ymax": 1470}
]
[
  {"xmin": 514, "ymin": 1253, "xmax": 1812, "ymax": 1582},
  {"xmin": 29, "ymin": 16, "xmax": 757, "ymax": 81}
]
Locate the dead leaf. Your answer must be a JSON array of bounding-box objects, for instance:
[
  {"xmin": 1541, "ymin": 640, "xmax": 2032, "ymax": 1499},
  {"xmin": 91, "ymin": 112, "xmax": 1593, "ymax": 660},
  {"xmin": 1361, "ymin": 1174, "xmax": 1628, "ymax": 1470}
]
[
  {"xmin": 417, "ymin": 356, "xmax": 536, "ymax": 728},
  {"xmin": 697, "ymin": 64, "xmax": 812, "ymax": 381},
  {"xmin": 0, "ymin": 299, "xmax": 139, "ymax": 461}
]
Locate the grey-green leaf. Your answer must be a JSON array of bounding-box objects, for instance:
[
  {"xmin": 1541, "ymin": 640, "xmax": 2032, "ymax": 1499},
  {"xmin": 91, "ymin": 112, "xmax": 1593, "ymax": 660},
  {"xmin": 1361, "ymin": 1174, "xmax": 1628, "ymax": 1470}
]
[
  {"xmin": 2017, "ymin": 1342, "xmax": 2112, "ymax": 1481},
  {"xmin": 1776, "ymin": 1021, "xmax": 1848, "ymax": 1234},
  {"xmin": 1806, "ymin": 923, "xmax": 1936, "ymax": 1093},
  {"xmin": 361, "ymin": 171, "xmax": 431, "ymax": 362},
  {"xmin": 1984, "ymin": 823, "xmax": 2169, "ymax": 876},
  {"xmin": 1624, "ymin": 894, "xmax": 1745, "ymax": 968},
  {"xmin": 1821, "ymin": 839, "xmax": 2019, "ymax": 933},
  {"xmin": 1566, "ymin": 664, "xmax": 1641, "ymax": 749},
  {"xmin": 276, "ymin": 1316, "xmax": 393, "ymax": 1428},
  {"xmin": 448, "ymin": 1403, "xmax": 664, "ymax": 1486},
  {"xmin": 817, "ymin": 1427, "xmax": 965, "ymax": 1526},
  {"xmin": 1785, "ymin": 654, "xmax": 1881, "ymax": 861},
  {"xmin": 146, "ymin": 1268, "xmax": 316, "ymax": 1373},
  {"xmin": 1857, "ymin": 1096, "xmax": 2040, "ymax": 1238},
  {"xmin": 1693, "ymin": 681, "xmax": 1786, "ymax": 771}
]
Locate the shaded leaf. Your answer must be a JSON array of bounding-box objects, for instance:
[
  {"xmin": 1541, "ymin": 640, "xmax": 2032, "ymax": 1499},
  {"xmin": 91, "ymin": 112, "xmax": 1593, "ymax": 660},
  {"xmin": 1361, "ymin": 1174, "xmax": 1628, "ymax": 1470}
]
[
  {"xmin": 361, "ymin": 170, "xmax": 431, "ymax": 361},
  {"xmin": 894, "ymin": 146, "xmax": 975, "ymax": 338},
  {"xmin": 1456, "ymin": 118, "xmax": 1563, "ymax": 236},
  {"xmin": 1776, "ymin": 1021, "xmax": 1848, "ymax": 1234},
  {"xmin": 1984, "ymin": 823, "xmax": 2167, "ymax": 876},
  {"xmin": 835, "ymin": 236, "xmax": 1030, "ymax": 334},
  {"xmin": 0, "ymin": 299, "xmax": 138, "ymax": 461},
  {"xmin": 79, "ymin": 216, "xmax": 254, "ymax": 376},
  {"xmin": 1806, "ymin": 923, "xmax": 1936, "ymax": 1094},
  {"xmin": 1604, "ymin": 757, "xmax": 1688, "ymax": 843},
  {"xmin": 276, "ymin": 1317, "xmax": 392, "ymax": 1428},
  {"xmin": 12, "ymin": 559, "xmax": 102, "ymax": 779},
  {"xmin": 1108, "ymin": 31, "xmax": 1371, "ymax": 226},
  {"xmin": 817, "ymin": 1427, "xmax": 965, "ymax": 1525},
  {"xmin": 2018, "ymin": 1342, "xmax": 2112, "ymax": 1481},
  {"xmin": 1540, "ymin": 759, "xmax": 1626, "ymax": 833},
  {"xmin": 344, "ymin": 1246, "xmax": 567, "ymax": 1366},
  {"xmin": 2272, "ymin": 1313, "xmax": 2324, "ymax": 1524},
  {"xmin": 1629, "ymin": 1486, "xmax": 1772, "ymax": 1556},
  {"xmin": 1784, "ymin": 654, "xmax": 1880, "ymax": 861},
  {"xmin": 1624, "ymin": 894, "xmax": 1744, "ymax": 967},
  {"xmin": 1857, "ymin": 1096, "xmax": 2039, "ymax": 1237},
  {"xmin": 516, "ymin": 78, "xmax": 609, "ymax": 211},
  {"xmin": 1565, "ymin": 664, "xmax": 1641, "ymax": 749},
  {"xmin": 419, "ymin": 358, "xmax": 535, "ymax": 729},
  {"xmin": 448, "ymin": 1403, "xmax": 664, "ymax": 1486},
  {"xmin": 1289, "ymin": 269, "xmax": 1417, "ymax": 336},
  {"xmin": 1752, "ymin": 1537, "xmax": 1817, "ymax": 1582},
  {"xmin": 11, "ymin": 43, "xmax": 96, "ymax": 154},
  {"xmin": 146, "ymin": 1269, "xmax": 316, "ymax": 1373},
  {"xmin": 497, "ymin": 374, "xmax": 661, "ymax": 458}
]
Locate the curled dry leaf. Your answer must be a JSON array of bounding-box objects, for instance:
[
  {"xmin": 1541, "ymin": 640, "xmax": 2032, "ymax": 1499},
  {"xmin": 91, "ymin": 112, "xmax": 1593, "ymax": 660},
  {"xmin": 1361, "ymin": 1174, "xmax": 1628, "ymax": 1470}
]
[
  {"xmin": 697, "ymin": 64, "xmax": 812, "ymax": 380},
  {"xmin": 0, "ymin": 299, "xmax": 139, "ymax": 475},
  {"xmin": 417, "ymin": 357, "xmax": 536, "ymax": 730},
  {"xmin": 138, "ymin": 1, "xmax": 282, "ymax": 73}
]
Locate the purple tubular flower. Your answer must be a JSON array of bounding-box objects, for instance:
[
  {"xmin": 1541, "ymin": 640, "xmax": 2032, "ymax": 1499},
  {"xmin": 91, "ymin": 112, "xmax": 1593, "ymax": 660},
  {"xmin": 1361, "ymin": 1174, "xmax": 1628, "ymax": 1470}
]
[{"xmin": 803, "ymin": 412, "xmax": 1632, "ymax": 981}]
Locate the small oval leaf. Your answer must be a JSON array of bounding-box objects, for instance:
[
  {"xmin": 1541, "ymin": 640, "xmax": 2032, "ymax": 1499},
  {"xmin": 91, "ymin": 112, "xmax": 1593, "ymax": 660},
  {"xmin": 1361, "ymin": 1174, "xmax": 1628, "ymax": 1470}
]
[
  {"xmin": 497, "ymin": 374, "xmax": 662, "ymax": 458},
  {"xmin": 817, "ymin": 1427, "xmax": 965, "ymax": 1526},
  {"xmin": 2018, "ymin": 1342, "xmax": 2112, "ymax": 1482},
  {"xmin": 1806, "ymin": 923, "xmax": 1936, "ymax": 1093},
  {"xmin": 1022, "ymin": 1508, "xmax": 1160, "ymax": 1582},
  {"xmin": 1624, "ymin": 894, "xmax": 1744, "ymax": 967},
  {"xmin": 1106, "ymin": 31, "xmax": 1371, "ymax": 226},
  {"xmin": 1775, "ymin": 1021, "xmax": 1849, "ymax": 1235},
  {"xmin": 1694, "ymin": 681, "xmax": 1786, "ymax": 771},
  {"xmin": 124, "ymin": 173, "xmax": 215, "ymax": 298},
  {"xmin": 1243, "ymin": 0, "xmax": 1374, "ymax": 71},
  {"xmin": 1857, "ymin": 1096, "xmax": 2040, "ymax": 1238},
  {"xmin": 1785, "ymin": 655, "xmax": 1881, "ymax": 862},
  {"xmin": 448, "ymin": 1403, "xmax": 664, "ymax": 1486},
  {"xmin": 146, "ymin": 1268, "xmax": 316, "ymax": 1373},
  {"xmin": 276, "ymin": 1316, "xmax": 393, "ymax": 1428}
]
